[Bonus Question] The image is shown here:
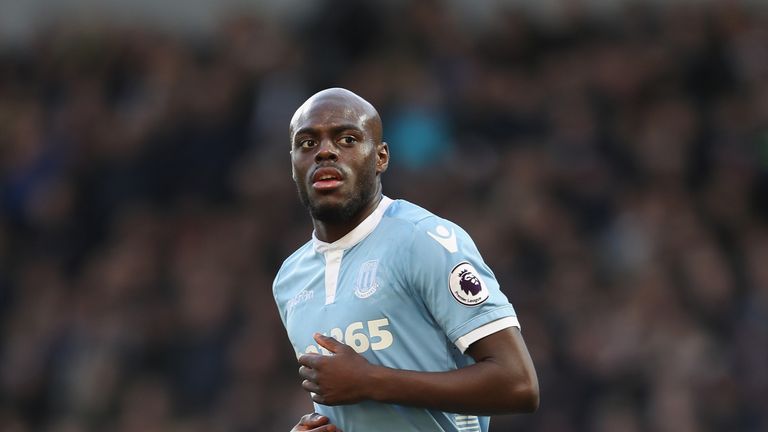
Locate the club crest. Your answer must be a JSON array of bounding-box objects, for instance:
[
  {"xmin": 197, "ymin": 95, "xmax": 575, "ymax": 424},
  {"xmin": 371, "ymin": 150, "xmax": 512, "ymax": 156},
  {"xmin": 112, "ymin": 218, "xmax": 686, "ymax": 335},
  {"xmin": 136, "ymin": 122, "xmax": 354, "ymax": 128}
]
[
  {"xmin": 449, "ymin": 262, "xmax": 489, "ymax": 306},
  {"xmin": 354, "ymin": 260, "xmax": 379, "ymax": 299}
]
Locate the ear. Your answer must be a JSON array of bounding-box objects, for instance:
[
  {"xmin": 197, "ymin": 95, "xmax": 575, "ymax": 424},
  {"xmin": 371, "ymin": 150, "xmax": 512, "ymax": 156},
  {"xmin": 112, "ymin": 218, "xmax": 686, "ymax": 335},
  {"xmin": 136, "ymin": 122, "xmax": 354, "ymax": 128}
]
[
  {"xmin": 376, "ymin": 142, "xmax": 389, "ymax": 174},
  {"xmin": 290, "ymin": 150, "xmax": 298, "ymax": 181}
]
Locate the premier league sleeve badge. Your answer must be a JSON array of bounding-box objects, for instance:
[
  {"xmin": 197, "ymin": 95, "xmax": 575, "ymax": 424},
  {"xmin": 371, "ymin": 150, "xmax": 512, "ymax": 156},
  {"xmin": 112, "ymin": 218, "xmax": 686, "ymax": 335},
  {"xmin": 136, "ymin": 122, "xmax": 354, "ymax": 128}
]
[{"xmin": 448, "ymin": 262, "xmax": 489, "ymax": 306}]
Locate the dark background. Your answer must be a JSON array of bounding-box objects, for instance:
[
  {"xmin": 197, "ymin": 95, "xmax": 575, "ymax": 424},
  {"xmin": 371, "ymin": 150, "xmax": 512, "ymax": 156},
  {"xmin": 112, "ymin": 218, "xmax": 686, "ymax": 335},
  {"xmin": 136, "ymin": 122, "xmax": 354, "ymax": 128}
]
[{"xmin": 1, "ymin": 0, "xmax": 767, "ymax": 430}]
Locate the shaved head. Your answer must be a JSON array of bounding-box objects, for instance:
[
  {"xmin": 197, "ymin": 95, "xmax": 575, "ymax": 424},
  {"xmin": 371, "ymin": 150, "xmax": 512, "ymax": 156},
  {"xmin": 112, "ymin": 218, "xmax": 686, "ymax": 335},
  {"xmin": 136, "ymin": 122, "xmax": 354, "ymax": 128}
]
[
  {"xmin": 290, "ymin": 88, "xmax": 382, "ymax": 144},
  {"xmin": 288, "ymin": 87, "xmax": 389, "ymax": 239}
]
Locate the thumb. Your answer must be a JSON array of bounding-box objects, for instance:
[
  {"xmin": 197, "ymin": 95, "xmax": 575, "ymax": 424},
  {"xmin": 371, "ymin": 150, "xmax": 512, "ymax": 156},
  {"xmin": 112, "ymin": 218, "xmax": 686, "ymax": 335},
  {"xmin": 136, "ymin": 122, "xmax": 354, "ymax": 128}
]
[
  {"xmin": 314, "ymin": 333, "xmax": 344, "ymax": 353},
  {"xmin": 299, "ymin": 412, "xmax": 329, "ymax": 427}
]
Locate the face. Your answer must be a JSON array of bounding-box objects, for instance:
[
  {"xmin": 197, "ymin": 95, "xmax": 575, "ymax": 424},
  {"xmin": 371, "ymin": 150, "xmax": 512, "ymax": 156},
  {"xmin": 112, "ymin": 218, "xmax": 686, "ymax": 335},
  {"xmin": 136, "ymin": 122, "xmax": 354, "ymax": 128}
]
[{"xmin": 290, "ymin": 91, "xmax": 388, "ymax": 224}]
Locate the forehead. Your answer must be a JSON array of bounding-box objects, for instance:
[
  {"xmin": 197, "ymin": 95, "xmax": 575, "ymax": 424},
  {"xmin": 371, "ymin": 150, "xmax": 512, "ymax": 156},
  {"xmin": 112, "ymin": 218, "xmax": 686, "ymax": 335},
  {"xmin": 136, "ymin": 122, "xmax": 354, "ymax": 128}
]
[{"xmin": 291, "ymin": 97, "xmax": 371, "ymax": 135}]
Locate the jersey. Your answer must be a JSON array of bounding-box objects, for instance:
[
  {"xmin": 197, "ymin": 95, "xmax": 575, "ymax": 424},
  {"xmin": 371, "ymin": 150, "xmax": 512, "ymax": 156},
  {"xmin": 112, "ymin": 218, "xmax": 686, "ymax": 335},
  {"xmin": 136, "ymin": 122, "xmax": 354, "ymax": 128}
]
[{"xmin": 273, "ymin": 196, "xmax": 520, "ymax": 432}]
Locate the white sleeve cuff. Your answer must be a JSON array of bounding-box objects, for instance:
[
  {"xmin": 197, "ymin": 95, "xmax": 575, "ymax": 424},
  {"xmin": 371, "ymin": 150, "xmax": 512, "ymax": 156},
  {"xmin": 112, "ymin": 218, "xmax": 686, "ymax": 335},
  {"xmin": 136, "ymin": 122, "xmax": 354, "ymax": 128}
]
[{"xmin": 454, "ymin": 316, "xmax": 520, "ymax": 353}]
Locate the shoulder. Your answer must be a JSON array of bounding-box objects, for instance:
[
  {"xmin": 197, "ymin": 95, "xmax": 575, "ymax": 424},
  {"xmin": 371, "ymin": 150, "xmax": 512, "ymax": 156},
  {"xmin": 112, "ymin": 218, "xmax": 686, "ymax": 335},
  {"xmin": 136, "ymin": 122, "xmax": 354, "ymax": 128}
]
[
  {"xmin": 383, "ymin": 199, "xmax": 453, "ymax": 230},
  {"xmin": 383, "ymin": 199, "xmax": 474, "ymax": 254},
  {"xmin": 272, "ymin": 240, "xmax": 314, "ymax": 294}
]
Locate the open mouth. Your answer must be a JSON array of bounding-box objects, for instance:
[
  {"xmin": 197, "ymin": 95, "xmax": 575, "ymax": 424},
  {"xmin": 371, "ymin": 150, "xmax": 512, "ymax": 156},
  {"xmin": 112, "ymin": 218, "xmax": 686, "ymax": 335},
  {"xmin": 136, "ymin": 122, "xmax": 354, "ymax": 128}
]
[{"xmin": 311, "ymin": 167, "xmax": 344, "ymax": 191}]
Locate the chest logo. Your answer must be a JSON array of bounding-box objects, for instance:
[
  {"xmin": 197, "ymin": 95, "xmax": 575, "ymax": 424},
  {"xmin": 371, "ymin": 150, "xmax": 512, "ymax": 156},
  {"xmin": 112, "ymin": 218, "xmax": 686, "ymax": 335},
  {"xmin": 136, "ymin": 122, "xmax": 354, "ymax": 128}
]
[
  {"xmin": 287, "ymin": 288, "xmax": 314, "ymax": 314},
  {"xmin": 449, "ymin": 262, "xmax": 489, "ymax": 306},
  {"xmin": 428, "ymin": 225, "xmax": 458, "ymax": 253},
  {"xmin": 354, "ymin": 260, "xmax": 379, "ymax": 299}
]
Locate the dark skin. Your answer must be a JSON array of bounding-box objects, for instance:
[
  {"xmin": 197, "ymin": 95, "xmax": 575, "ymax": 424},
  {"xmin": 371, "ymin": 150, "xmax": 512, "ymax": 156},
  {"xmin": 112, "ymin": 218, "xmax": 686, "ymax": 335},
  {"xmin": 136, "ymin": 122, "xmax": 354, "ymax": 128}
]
[
  {"xmin": 288, "ymin": 88, "xmax": 539, "ymax": 431},
  {"xmin": 291, "ymin": 413, "xmax": 340, "ymax": 432},
  {"xmin": 289, "ymin": 87, "xmax": 388, "ymax": 243}
]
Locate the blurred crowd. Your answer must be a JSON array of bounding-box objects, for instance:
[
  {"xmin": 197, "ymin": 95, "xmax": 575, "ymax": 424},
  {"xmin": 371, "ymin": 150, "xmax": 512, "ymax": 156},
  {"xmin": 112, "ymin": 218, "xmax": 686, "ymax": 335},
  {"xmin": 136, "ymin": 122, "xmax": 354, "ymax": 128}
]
[{"xmin": 1, "ymin": 0, "xmax": 767, "ymax": 431}]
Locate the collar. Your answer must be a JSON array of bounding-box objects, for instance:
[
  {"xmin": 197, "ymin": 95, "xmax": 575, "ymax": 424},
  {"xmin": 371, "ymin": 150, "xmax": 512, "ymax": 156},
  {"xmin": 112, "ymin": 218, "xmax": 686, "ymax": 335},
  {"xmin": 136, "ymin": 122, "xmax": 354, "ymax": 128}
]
[{"xmin": 312, "ymin": 196, "xmax": 394, "ymax": 254}]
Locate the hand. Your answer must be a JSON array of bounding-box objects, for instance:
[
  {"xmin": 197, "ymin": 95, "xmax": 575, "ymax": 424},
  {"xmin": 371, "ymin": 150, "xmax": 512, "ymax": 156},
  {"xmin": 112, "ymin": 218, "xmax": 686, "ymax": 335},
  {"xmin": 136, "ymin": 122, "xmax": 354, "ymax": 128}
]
[
  {"xmin": 298, "ymin": 333, "xmax": 376, "ymax": 405},
  {"xmin": 291, "ymin": 412, "xmax": 343, "ymax": 432}
]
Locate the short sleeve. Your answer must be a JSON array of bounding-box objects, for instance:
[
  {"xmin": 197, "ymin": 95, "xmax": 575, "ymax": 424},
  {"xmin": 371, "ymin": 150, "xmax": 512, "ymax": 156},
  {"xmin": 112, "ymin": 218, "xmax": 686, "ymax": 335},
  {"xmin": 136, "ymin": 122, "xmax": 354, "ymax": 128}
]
[{"xmin": 407, "ymin": 218, "xmax": 519, "ymax": 353}]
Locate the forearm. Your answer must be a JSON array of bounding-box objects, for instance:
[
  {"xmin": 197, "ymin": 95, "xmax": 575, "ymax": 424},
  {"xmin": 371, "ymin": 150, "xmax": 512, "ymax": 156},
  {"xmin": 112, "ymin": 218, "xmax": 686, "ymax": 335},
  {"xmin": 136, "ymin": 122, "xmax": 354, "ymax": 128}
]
[
  {"xmin": 366, "ymin": 352, "xmax": 538, "ymax": 415},
  {"xmin": 300, "ymin": 328, "xmax": 539, "ymax": 414}
]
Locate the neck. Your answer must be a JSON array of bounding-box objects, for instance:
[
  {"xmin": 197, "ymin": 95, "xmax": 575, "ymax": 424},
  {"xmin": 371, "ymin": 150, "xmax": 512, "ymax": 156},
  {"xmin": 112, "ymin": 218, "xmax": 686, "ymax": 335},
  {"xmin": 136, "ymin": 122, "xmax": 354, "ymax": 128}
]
[{"xmin": 313, "ymin": 192, "xmax": 383, "ymax": 243}]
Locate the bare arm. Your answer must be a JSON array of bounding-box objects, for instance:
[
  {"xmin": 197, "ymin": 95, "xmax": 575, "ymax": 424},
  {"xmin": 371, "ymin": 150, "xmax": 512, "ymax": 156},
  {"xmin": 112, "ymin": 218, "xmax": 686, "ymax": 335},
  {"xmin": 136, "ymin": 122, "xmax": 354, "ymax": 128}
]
[{"xmin": 298, "ymin": 326, "xmax": 539, "ymax": 415}]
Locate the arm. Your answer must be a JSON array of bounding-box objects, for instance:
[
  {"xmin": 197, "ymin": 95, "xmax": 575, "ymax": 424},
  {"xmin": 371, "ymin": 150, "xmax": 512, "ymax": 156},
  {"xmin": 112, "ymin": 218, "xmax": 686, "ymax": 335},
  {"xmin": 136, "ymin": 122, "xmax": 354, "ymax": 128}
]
[{"xmin": 298, "ymin": 326, "xmax": 538, "ymax": 415}]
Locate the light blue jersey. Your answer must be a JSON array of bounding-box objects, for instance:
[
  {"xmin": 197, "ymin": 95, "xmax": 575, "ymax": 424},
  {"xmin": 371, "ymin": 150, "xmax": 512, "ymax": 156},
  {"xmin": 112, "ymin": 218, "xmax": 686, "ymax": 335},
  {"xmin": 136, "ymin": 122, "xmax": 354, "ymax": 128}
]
[{"xmin": 273, "ymin": 197, "xmax": 520, "ymax": 432}]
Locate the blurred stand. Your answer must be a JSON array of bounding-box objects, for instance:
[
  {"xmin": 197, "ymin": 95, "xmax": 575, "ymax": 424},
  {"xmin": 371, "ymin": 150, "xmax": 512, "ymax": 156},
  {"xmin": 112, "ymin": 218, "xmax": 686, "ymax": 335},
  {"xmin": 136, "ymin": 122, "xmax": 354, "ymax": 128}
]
[{"xmin": 1, "ymin": 1, "xmax": 767, "ymax": 431}]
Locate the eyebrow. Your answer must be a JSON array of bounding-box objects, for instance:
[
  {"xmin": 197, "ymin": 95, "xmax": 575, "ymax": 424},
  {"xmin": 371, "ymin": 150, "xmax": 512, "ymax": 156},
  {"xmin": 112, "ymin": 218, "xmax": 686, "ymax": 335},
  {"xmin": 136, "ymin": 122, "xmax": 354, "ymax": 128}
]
[{"xmin": 293, "ymin": 124, "xmax": 364, "ymax": 139}]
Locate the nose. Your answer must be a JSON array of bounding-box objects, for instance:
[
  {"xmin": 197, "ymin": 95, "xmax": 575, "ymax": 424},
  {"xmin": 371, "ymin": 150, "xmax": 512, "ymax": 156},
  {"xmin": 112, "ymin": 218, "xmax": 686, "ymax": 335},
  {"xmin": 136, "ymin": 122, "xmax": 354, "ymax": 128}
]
[{"xmin": 314, "ymin": 138, "xmax": 338, "ymax": 163}]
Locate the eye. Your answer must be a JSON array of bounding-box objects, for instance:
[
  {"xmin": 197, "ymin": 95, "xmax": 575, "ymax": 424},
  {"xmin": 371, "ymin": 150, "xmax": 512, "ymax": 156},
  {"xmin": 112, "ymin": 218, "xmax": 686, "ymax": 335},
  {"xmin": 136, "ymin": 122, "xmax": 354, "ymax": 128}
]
[
  {"xmin": 338, "ymin": 136, "xmax": 357, "ymax": 145},
  {"xmin": 298, "ymin": 139, "xmax": 316, "ymax": 149}
]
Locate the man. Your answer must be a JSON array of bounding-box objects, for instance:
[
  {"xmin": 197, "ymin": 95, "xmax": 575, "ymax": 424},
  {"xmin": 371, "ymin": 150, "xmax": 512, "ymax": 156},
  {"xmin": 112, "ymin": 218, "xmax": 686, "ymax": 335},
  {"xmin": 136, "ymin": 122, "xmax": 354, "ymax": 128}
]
[{"xmin": 273, "ymin": 88, "xmax": 539, "ymax": 432}]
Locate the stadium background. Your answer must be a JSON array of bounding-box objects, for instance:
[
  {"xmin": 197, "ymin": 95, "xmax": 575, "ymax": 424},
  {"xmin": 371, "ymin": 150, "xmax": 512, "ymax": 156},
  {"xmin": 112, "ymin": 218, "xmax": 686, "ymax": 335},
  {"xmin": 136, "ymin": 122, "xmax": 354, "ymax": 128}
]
[{"xmin": 1, "ymin": 0, "xmax": 767, "ymax": 430}]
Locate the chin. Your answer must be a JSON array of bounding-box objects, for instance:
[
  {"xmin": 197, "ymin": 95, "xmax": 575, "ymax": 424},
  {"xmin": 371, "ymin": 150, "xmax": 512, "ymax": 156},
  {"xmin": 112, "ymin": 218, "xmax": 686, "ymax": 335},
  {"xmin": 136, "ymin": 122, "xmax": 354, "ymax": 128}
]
[
  {"xmin": 309, "ymin": 199, "xmax": 356, "ymax": 224},
  {"xmin": 297, "ymin": 178, "xmax": 375, "ymax": 225},
  {"xmin": 308, "ymin": 189, "xmax": 372, "ymax": 224}
]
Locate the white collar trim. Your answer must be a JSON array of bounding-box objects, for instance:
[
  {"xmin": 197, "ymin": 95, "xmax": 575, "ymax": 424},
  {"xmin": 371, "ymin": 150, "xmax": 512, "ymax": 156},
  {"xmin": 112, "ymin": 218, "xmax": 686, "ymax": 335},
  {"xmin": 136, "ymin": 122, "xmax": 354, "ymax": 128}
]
[{"xmin": 313, "ymin": 196, "xmax": 394, "ymax": 254}]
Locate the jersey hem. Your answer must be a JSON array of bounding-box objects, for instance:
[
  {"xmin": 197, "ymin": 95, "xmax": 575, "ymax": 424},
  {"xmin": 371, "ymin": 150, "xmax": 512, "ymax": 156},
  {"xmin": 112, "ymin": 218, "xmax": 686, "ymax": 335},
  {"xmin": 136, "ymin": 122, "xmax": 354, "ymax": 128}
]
[
  {"xmin": 454, "ymin": 316, "xmax": 520, "ymax": 353},
  {"xmin": 447, "ymin": 305, "xmax": 517, "ymax": 351}
]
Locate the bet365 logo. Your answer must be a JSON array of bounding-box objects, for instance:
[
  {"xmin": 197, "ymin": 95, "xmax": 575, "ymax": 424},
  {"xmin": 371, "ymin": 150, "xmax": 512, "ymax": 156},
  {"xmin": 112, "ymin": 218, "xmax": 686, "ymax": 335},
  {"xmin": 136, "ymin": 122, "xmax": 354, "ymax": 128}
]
[{"xmin": 302, "ymin": 318, "xmax": 393, "ymax": 355}]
